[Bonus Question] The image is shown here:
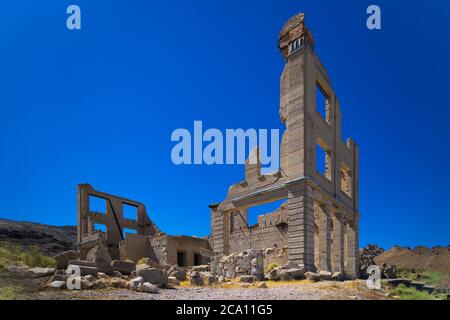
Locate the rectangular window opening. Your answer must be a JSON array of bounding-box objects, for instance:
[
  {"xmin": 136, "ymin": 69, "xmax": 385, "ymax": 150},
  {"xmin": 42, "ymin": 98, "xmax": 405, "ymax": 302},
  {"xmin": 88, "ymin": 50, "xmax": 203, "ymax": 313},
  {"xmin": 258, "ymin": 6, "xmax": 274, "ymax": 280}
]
[
  {"xmin": 123, "ymin": 204, "xmax": 138, "ymax": 220},
  {"xmin": 316, "ymin": 143, "xmax": 331, "ymax": 180},
  {"xmin": 89, "ymin": 196, "xmax": 107, "ymax": 214},
  {"xmin": 316, "ymin": 83, "xmax": 330, "ymax": 123},
  {"xmin": 94, "ymin": 223, "xmax": 107, "ymax": 233}
]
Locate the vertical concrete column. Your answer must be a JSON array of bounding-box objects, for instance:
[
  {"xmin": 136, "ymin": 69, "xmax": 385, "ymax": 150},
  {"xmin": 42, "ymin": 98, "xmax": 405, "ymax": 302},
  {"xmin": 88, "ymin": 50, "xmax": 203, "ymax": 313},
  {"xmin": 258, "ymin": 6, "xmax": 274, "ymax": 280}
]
[
  {"xmin": 344, "ymin": 215, "xmax": 359, "ymax": 278},
  {"xmin": 287, "ymin": 182, "xmax": 315, "ymax": 271},
  {"xmin": 332, "ymin": 210, "xmax": 344, "ymax": 273},
  {"xmin": 77, "ymin": 185, "xmax": 90, "ymax": 243},
  {"xmin": 317, "ymin": 202, "xmax": 331, "ymax": 272},
  {"xmin": 211, "ymin": 207, "xmax": 230, "ymax": 255}
]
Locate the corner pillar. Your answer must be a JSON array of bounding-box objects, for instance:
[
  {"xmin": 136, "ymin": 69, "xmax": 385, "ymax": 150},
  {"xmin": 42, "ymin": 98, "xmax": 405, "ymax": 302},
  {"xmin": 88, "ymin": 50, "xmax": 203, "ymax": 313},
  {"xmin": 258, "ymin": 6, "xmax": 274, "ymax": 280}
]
[{"xmin": 287, "ymin": 182, "xmax": 315, "ymax": 271}]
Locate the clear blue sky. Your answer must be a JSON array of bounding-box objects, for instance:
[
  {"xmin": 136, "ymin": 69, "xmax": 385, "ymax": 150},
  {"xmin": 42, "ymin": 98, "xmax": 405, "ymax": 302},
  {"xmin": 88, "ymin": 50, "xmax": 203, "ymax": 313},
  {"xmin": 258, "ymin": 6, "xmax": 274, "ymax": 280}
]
[{"xmin": 0, "ymin": 1, "xmax": 449, "ymax": 249}]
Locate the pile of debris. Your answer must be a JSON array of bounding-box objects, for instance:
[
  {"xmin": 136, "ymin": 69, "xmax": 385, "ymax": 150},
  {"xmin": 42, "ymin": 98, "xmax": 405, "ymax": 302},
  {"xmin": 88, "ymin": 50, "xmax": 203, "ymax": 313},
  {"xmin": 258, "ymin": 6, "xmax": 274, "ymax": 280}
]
[
  {"xmin": 210, "ymin": 249, "xmax": 264, "ymax": 281},
  {"xmin": 47, "ymin": 243, "xmax": 171, "ymax": 293},
  {"xmin": 359, "ymin": 244, "xmax": 397, "ymax": 279}
]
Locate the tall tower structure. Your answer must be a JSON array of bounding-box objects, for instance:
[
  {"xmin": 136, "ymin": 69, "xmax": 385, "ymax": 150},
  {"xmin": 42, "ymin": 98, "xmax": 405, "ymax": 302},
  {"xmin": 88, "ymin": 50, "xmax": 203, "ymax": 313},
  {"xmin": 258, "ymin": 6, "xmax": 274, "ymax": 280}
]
[{"xmin": 211, "ymin": 13, "xmax": 360, "ymax": 278}]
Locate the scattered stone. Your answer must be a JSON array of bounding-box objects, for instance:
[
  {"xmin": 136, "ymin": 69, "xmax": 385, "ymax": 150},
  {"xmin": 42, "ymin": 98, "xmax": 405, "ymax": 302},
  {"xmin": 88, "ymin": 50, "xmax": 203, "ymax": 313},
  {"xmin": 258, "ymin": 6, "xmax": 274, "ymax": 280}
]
[
  {"xmin": 49, "ymin": 273, "xmax": 67, "ymax": 282},
  {"xmin": 305, "ymin": 271, "xmax": 320, "ymax": 282},
  {"xmin": 83, "ymin": 275, "xmax": 96, "ymax": 282},
  {"xmin": 331, "ymin": 272, "xmax": 345, "ymax": 281},
  {"xmin": 319, "ymin": 271, "xmax": 332, "ymax": 281},
  {"xmin": 258, "ymin": 282, "xmax": 268, "ymax": 289},
  {"xmin": 265, "ymin": 269, "xmax": 279, "ymax": 281},
  {"xmin": 81, "ymin": 279, "xmax": 94, "ymax": 290},
  {"xmin": 140, "ymin": 282, "xmax": 159, "ymax": 293},
  {"xmin": 24, "ymin": 267, "xmax": 55, "ymax": 279},
  {"xmin": 67, "ymin": 264, "xmax": 98, "ymax": 276},
  {"xmin": 131, "ymin": 276, "xmax": 144, "ymax": 285},
  {"xmin": 210, "ymin": 249, "xmax": 264, "ymax": 280},
  {"xmin": 49, "ymin": 281, "xmax": 66, "ymax": 289},
  {"xmin": 168, "ymin": 276, "xmax": 180, "ymax": 286},
  {"xmin": 190, "ymin": 265, "xmax": 210, "ymax": 272},
  {"xmin": 92, "ymin": 279, "xmax": 107, "ymax": 289},
  {"xmin": 111, "ymin": 260, "xmax": 136, "ymax": 275},
  {"xmin": 53, "ymin": 250, "xmax": 79, "ymax": 269},
  {"xmin": 380, "ymin": 263, "xmax": 397, "ymax": 279},
  {"xmin": 137, "ymin": 267, "xmax": 168, "ymax": 287},
  {"xmin": 68, "ymin": 260, "xmax": 96, "ymax": 268},
  {"xmin": 239, "ymin": 275, "xmax": 255, "ymax": 283},
  {"xmin": 170, "ymin": 270, "xmax": 187, "ymax": 281},
  {"xmin": 86, "ymin": 244, "xmax": 114, "ymax": 275},
  {"xmin": 189, "ymin": 276, "xmax": 204, "ymax": 286},
  {"xmin": 200, "ymin": 271, "xmax": 217, "ymax": 285},
  {"xmin": 188, "ymin": 270, "xmax": 200, "ymax": 279},
  {"xmin": 113, "ymin": 271, "xmax": 124, "ymax": 278},
  {"xmin": 110, "ymin": 277, "xmax": 127, "ymax": 289}
]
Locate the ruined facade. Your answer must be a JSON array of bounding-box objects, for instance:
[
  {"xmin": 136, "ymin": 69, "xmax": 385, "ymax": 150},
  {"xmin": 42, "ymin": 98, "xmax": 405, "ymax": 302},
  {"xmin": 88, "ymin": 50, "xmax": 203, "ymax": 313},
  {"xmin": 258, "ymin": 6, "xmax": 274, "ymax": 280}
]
[
  {"xmin": 77, "ymin": 184, "xmax": 211, "ymax": 267},
  {"xmin": 210, "ymin": 14, "xmax": 360, "ymax": 278}
]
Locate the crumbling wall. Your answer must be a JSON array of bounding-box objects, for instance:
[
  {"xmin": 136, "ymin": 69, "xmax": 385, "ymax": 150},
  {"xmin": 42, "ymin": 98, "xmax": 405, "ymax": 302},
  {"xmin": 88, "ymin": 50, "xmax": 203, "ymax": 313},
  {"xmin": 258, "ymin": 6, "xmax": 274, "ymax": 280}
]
[
  {"xmin": 211, "ymin": 249, "xmax": 264, "ymax": 280},
  {"xmin": 228, "ymin": 203, "xmax": 288, "ymax": 253}
]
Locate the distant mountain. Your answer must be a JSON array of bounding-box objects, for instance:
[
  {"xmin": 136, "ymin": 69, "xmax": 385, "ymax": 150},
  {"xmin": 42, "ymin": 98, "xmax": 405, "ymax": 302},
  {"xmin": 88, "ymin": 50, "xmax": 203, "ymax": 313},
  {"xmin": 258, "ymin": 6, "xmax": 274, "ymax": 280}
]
[{"xmin": 0, "ymin": 218, "xmax": 76, "ymax": 256}]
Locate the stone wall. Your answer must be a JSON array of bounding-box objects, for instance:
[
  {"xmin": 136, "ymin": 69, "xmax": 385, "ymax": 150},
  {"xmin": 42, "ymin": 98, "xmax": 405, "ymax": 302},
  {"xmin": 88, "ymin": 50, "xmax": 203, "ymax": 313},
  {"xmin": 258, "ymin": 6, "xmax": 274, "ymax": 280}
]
[
  {"xmin": 228, "ymin": 203, "xmax": 288, "ymax": 253},
  {"xmin": 211, "ymin": 249, "xmax": 264, "ymax": 280}
]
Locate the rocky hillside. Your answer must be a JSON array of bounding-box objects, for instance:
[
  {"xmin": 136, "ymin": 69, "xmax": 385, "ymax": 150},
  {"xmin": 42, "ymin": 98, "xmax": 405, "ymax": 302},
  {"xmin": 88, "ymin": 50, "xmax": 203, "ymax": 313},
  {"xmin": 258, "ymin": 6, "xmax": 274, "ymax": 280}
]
[
  {"xmin": 0, "ymin": 218, "xmax": 76, "ymax": 256},
  {"xmin": 374, "ymin": 246, "xmax": 450, "ymax": 274}
]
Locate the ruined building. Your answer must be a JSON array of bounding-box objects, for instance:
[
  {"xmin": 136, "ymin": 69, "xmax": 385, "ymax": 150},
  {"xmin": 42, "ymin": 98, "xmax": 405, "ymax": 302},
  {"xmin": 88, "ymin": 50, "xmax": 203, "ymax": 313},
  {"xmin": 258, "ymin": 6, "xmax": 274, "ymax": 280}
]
[
  {"xmin": 76, "ymin": 13, "xmax": 360, "ymax": 278},
  {"xmin": 77, "ymin": 184, "xmax": 212, "ymax": 267},
  {"xmin": 210, "ymin": 13, "xmax": 360, "ymax": 278}
]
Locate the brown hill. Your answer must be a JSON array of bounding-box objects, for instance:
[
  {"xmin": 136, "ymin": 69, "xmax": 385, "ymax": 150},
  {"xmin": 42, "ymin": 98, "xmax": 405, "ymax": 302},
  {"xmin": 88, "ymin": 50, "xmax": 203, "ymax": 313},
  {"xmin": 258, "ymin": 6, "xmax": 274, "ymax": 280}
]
[
  {"xmin": 374, "ymin": 245, "xmax": 450, "ymax": 273},
  {"xmin": 0, "ymin": 218, "xmax": 76, "ymax": 256}
]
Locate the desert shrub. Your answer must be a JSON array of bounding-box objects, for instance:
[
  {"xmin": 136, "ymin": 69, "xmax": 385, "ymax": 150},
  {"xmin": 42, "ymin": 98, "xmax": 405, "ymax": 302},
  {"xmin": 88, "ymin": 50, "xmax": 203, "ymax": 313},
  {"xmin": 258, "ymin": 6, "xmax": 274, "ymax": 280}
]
[
  {"xmin": 18, "ymin": 248, "xmax": 56, "ymax": 268},
  {"xmin": 419, "ymin": 271, "xmax": 445, "ymax": 285},
  {"xmin": 266, "ymin": 262, "xmax": 279, "ymax": 272},
  {"xmin": 389, "ymin": 284, "xmax": 433, "ymax": 300},
  {"xmin": 0, "ymin": 242, "xmax": 56, "ymax": 268},
  {"xmin": 0, "ymin": 287, "xmax": 23, "ymax": 300}
]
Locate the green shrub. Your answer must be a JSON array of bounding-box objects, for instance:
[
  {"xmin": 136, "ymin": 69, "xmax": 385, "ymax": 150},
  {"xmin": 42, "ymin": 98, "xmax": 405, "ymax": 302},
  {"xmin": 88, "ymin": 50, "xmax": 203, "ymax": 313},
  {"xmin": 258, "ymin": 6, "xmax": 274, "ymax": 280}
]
[
  {"xmin": 0, "ymin": 242, "xmax": 56, "ymax": 268},
  {"xmin": 266, "ymin": 262, "xmax": 279, "ymax": 272},
  {"xmin": 390, "ymin": 284, "xmax": 434, "ymax": 300},
  {"xmin": 0, "ymin": 287, "xmax": 23, "ymax": 300}
]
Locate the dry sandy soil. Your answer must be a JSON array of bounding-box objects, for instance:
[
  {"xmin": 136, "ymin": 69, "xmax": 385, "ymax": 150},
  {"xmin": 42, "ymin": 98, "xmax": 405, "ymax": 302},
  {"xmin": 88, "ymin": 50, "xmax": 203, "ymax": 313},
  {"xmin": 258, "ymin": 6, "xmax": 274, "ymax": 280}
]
[{"xmin": 32, "ymin": 280, "xmax": 389, "ymax": 300}]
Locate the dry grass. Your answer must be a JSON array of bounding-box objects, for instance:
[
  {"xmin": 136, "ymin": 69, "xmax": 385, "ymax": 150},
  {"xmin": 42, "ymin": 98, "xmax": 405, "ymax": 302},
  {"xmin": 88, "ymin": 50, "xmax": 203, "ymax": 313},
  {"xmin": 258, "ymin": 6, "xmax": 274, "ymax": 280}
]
[
  {"xmin": 0, "ymin": 286, "xmax": 23, "ymax": 300},
  {"xmin": 0, "ymin": 242, "xmax": 56, "ymax": 270}
]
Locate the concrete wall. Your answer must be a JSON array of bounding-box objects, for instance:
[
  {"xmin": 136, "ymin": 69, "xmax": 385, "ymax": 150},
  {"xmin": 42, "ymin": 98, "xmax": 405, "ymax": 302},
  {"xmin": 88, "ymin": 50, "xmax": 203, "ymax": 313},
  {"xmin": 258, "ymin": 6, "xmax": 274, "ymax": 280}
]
[{"xmin": 211, "ymin": 14, "xmax": 360, "ymax": 278}]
